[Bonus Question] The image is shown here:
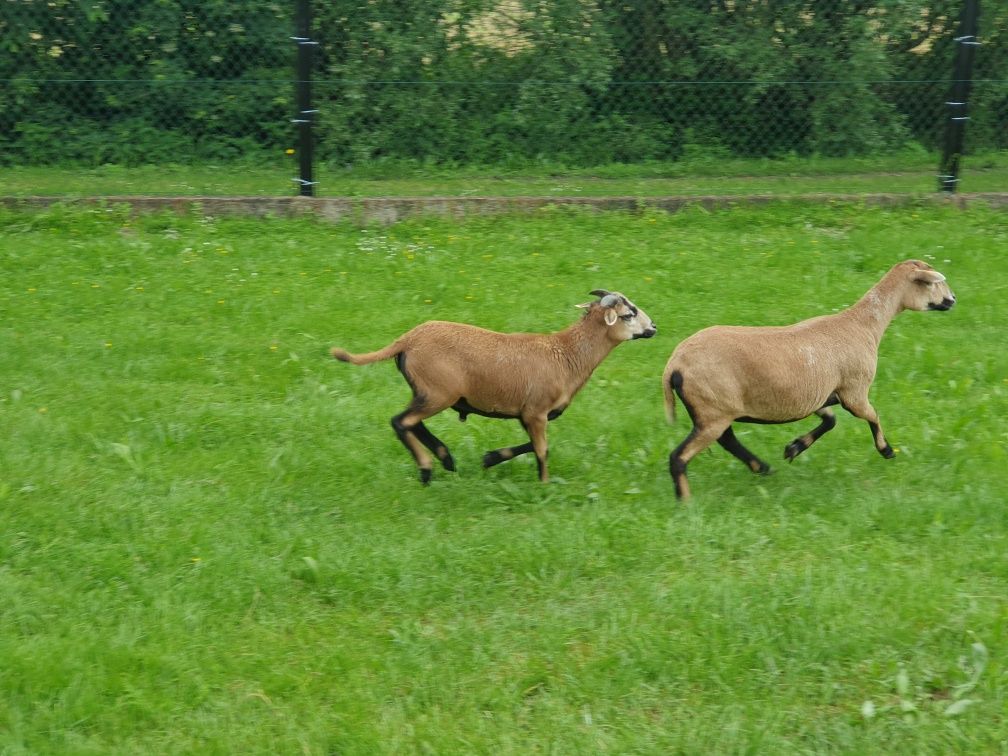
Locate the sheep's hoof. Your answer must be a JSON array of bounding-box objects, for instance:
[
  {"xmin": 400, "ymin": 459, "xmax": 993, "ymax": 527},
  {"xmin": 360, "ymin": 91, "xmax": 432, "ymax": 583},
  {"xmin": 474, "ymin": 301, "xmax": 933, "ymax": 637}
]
[
  {"xmin": 880, "ymin": 445, "xmax": 895, "ymax": 459},
  {"xmin": 420, "ymin": 468, "xmax": 432, "ymax": 485},
  {"xmin": 436, "ymin": 447, "xmax": 456, "ymax": 471},
  {"xmin": 482, "ymin": 451, "xmax": 505, "ymax": 468},
  {"xmin": 753, "ymin": 461, "xmax": 772, "ymax": 475},
  {"xmin": 784, "ymin": 440, "xmax": 806, "ymax": 462}
]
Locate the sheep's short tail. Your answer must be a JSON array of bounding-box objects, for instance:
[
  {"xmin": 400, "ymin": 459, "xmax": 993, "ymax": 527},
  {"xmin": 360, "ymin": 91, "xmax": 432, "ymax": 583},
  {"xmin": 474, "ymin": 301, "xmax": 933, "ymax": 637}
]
[
  {"xmin": 661, "ymin": 368, "xmax": 685, "ymax": 427},
  {"xmin": 330, "ymin": 342, "xmax": 401, "ymax": 365}
]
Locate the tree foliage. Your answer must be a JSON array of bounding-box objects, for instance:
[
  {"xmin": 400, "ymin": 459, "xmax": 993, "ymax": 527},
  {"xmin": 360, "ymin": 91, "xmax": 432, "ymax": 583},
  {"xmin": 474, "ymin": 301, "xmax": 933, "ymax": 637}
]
[{"xmin": 2, "ymin": 0, "xmax": 1005, "ymax": 166}]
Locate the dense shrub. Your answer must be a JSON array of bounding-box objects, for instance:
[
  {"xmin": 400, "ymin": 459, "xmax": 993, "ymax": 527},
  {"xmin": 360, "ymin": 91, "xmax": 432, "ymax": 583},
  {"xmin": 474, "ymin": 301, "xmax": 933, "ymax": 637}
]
[{"xmin": 2, "ymin": 0, "xmax": 1006, "ymax": 166}]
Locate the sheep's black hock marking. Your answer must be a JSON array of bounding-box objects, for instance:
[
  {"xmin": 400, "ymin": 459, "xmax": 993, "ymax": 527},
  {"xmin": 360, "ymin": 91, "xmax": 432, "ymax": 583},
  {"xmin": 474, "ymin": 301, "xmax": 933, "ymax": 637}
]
[
  {"xmin": 669, "ymin": 428, "xmax": 697, "ymax": 498},
  {"xmin": 390, "ymin": 412, "xmax": 415, "ymax": 451},
  {"xmin": 717, "ymin": 426, "xmax": 770, "ymax": 474},
  {"xmin": 547, "ymin": 406, "xmax": 566, "ymax": 421}
]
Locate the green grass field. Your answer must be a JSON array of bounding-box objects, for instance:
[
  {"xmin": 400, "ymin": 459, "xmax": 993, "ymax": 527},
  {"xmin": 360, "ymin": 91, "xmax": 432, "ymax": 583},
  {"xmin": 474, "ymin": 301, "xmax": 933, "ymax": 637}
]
[
  {"xmin": 5, "ymin": 150, "xmax": 1008, "ymax": 198},
  {"xmin": 2, "ymin": 201, "xmax": 1006, "ymax": 753}
]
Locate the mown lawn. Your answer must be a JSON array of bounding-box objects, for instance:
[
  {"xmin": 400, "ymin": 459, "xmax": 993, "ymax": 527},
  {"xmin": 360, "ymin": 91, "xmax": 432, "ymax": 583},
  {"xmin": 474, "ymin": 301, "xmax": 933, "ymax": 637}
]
[
  {"xmin": 1, "ymin": 202, "xmax": 1006, "ymax": 753},
  {"xmin": 5, "ymin": 150, "xmax": 1008, "ymax": 198}
]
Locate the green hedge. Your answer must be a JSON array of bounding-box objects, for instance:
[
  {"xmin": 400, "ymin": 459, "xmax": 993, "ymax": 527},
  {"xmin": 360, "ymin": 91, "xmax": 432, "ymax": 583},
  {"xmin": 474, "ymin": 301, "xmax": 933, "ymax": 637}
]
[{"xmin": 3, "ymin": 0, "xmax": 1006, "ymax": 166}]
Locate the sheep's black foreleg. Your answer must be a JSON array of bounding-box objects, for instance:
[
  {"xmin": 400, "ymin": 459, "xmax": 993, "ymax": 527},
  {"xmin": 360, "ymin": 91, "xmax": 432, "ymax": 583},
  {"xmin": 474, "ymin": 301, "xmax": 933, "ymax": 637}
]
[
  {"xmin": 482, "ymin": 415, "xmax": 550, "ymax": 482},
  {"xmin": 837, "ymin": 394, "xmax": 895, "ymax": 459},
  {"xmin": 482, "ymin": 442, "xmax": 534, "ymax": 469},
  {"xmin": 784, "ymin": 407, "xmax": 837, "ymax": 462},
  {"xmin": 522, "ymin": 415, "xmax": 550, "ymax": 482},
  {"xmin": 717, "ymin": 426, "xmax": 771, "ymax": 474}
]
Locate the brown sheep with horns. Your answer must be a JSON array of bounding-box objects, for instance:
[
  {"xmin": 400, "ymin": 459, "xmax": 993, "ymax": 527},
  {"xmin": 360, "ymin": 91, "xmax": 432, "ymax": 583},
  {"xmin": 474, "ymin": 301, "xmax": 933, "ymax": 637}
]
[{"xmin": 332, "ymin": 290, "xmax": 656, "ymax": 483}]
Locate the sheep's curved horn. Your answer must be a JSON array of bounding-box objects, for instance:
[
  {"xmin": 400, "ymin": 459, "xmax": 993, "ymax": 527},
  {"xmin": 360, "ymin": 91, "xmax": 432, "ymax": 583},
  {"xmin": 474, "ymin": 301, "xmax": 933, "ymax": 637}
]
[
  {"xmin": 599, "ymin": 294, "xmax": 620, "ymax": 308},
  {"xmin": 589, "ymin": 289, "xmax": 611, "ymax": 298},
  {"xmin": 915, "ymin": 270, "xmax": 946, "ymax": 284}
]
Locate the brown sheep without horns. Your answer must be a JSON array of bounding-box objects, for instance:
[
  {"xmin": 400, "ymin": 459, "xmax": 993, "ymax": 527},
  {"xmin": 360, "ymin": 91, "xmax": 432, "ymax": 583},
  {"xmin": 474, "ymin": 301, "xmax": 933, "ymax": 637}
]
[{"xmin": 663, "ymin": 259, "xmax": 956, "ymax": 500}]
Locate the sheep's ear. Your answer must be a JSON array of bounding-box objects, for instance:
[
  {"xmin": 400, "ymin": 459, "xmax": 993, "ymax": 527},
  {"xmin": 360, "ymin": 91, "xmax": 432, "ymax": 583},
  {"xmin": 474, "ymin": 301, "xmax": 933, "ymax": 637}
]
[
  {"xmin": 915, "ymin": 270, "xmax": 946, "ymax": 284},
  {"xmin": 604, "ymin": 309, "xmax": 619, "ymax": 326}
]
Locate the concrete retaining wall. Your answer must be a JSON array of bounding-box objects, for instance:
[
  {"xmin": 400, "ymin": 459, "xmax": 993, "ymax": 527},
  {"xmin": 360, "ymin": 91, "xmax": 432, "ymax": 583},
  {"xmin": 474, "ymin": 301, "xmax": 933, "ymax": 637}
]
[{"xmin": 3, "ymin": 193, "xmax": 1007, "ymax": 224}]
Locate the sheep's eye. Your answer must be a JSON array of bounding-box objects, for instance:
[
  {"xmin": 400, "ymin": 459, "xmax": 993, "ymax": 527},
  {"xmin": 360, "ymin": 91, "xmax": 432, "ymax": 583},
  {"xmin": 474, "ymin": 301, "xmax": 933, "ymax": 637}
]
[{"xmin": 620, "ymin": 313, "xmax": 634, "ymax": 321}]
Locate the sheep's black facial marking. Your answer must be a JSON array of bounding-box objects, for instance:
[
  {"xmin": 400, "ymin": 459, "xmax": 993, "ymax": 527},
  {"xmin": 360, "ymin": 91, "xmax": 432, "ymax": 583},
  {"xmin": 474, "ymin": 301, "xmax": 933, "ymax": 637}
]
[{"xmin": 717, "ymin": 426, "xmax": 771, "ymax": 474}]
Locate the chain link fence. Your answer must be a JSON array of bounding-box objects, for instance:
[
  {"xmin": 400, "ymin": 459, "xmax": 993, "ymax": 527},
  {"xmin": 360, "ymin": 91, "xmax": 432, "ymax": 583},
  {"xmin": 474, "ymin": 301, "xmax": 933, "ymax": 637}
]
[{"xmin": 3, "ymin": 1, "xmax": 1006, "ymax": 186}]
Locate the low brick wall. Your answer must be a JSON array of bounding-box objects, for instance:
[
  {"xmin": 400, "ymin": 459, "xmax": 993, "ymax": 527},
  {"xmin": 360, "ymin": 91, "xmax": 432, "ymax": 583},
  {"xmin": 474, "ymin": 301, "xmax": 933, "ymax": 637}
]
[{"xmin": 3, "ymin": 193, "xmax": 1007, "ymax": 224}]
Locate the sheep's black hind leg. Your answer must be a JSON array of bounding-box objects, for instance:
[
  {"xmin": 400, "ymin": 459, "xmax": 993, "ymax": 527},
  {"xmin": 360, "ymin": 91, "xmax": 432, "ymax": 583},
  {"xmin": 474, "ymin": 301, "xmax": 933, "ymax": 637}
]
[
  {"xmin": 391, "ymin": 411, "xmax": 435, "ymax": 483},
  {"xmin": 411, "ymin": 421, "xmax": 456, "ymax": 472},
  {"xmin": 784, "ymin": 407, "xmax": 837, "ymax": 462},
  {"xmin": 482, "ymin": 442, "xmax": 534, "ymax": 469},
  {"xmin": 717, "ymin": 426, "xmax": 770, "ymax": 474},
  {"xmin": 669, "ymin": 420, "xmax": 730, "ymax": 500},
  {"xmin": 391, "ymin": 399, "xmax": 452, "ymax": 484}
]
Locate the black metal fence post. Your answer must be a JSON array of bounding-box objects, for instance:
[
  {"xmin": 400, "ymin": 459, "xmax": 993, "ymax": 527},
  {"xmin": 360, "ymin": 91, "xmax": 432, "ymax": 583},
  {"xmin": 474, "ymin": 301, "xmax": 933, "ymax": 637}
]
[
  {"xmin": 292, "ymin": 0, "xmax": 318, "ymax": 196},
  {"xmin": 938, "ymin": 0, "xmax": 981, "ymax": 193}
]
